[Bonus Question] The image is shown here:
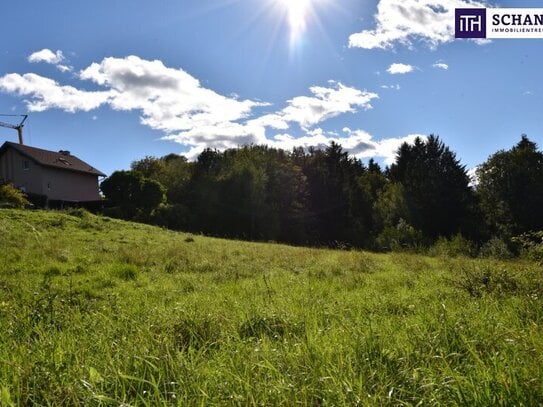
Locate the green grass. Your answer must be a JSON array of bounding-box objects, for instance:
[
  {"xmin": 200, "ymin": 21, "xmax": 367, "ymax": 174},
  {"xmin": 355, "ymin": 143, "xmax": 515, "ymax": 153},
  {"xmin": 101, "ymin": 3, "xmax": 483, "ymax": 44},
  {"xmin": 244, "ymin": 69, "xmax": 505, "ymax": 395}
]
[{"xmin": 0, "ymin": 209, "xmax": 542, "ymax": 405}]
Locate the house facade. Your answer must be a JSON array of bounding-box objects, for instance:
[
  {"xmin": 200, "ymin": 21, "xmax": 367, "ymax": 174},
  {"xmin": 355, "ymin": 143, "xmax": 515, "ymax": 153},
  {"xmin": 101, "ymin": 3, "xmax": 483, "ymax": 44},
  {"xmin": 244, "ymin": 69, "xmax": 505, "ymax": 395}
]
[{"xmin": 0, "ymin": 141, "xmax": 105, "ymax": 202}]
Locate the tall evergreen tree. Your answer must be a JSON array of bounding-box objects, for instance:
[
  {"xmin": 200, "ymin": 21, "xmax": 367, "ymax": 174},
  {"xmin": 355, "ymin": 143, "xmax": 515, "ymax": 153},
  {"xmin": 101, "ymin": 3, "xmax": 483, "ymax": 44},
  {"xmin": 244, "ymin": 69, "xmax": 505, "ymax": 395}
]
[
  {"xmin": 476, "ymin": 135, "xmax": 543, "ymax": 236},
  {"xmin": 389, "ymin": 135, "xmax": 475, "ymax": 239},
  {"xmin": 298, "ymin": 142, "xmax": 372, "ymax": 246}
]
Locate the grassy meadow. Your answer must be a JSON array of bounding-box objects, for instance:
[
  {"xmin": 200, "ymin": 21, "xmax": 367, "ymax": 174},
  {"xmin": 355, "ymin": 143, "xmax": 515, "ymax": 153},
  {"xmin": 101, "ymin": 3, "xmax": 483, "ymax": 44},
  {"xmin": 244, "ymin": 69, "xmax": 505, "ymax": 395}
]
[{"xmin": 0, "ymin": 209, "xmax": 542, "ymax": 405}]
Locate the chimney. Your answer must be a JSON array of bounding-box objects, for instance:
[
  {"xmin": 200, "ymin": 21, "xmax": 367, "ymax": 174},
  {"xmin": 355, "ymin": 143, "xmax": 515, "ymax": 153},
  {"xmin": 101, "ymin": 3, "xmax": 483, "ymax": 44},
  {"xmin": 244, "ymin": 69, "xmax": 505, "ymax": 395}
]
[{"xmin": 59, "ymin": 150, "xmax": 71, "ymax": 156}]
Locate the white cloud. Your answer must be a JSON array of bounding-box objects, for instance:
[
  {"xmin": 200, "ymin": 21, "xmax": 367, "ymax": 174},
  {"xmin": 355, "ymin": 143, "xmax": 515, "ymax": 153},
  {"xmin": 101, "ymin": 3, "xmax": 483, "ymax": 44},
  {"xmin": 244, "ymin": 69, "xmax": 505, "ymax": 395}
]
[
  {"xmin": 349, "ymin": 0, "xmax": 487, "ymax": 50},
  {"xmin": 472, "ymin": 38, "xmax": 492, "ymax": 46},
  {"xmin": 163, "ymin": 121, "xmax": 269, "ymax": 159},
  {"xmin": 0, "ymin": 54, "xmax": 420, "ymax": 162},
  {"xmin": 0, "ymin": 73, "xmax": 112, "ymax": 112},
  {"xmin": 164, "ymin": 80, "xmax": 377, "ymax": 158},
  {"xmin": 387, "ymin": 63, "xmax": 414, "ymax": 74},
  {"xmin": 28, "ymin": 49, "xmax": 73, "ymax": 73},
  {"xmin": 467, "ymin": 167, "xmax": 479, "ymax": 187},
  {"xmin": 381, "ymin": 84, "xmax": 401, "ymax": 90},
  {"xmin": 248, "ymin": 81, "xmax": 378, "ymax": 131},
  {"xmin": 79, "ymin": 56, "xmax": 265, "ymax": 133},
  {"xmin": 267, "ymin": 128, "xmax": 424, "ymax": 165},
  {"xmin": 56, "ymin": 64, "xmax": 73, "ymax": 73},
  {"xmin": 28, "ymin": 49, "xmax": 65, "ymax": 65},
  {"xmin": 341, "ymin": 128, "xmax": 426, "ymax": 164},
  {"xmin": 432, "ymin": 62, "xmax": 449, "ymax": 70}
]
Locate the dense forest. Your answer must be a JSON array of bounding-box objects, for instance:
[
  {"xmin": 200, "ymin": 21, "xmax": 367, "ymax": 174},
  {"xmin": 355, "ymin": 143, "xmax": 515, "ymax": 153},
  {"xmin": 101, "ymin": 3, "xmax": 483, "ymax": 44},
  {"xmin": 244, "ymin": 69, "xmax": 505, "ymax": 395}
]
[{"xmin": 99, "ymin": 134, "xmax": 543, "ymax": 255}]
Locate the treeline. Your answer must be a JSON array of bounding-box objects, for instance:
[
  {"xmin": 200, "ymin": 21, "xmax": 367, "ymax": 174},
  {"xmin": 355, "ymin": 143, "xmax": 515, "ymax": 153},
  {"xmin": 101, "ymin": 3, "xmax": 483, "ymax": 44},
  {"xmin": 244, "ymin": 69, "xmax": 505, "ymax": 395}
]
[{"xmin": 100, "ymin": 134, "xmax": 543, "ymax": 255}]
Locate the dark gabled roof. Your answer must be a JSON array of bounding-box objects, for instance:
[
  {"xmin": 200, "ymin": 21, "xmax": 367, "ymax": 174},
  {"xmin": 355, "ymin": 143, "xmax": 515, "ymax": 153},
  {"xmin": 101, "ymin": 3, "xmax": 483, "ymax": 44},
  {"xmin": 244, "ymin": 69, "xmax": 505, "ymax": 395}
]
[{"xmin": 0, "ymin": 141, "xmax": 106, "ymax": 177}]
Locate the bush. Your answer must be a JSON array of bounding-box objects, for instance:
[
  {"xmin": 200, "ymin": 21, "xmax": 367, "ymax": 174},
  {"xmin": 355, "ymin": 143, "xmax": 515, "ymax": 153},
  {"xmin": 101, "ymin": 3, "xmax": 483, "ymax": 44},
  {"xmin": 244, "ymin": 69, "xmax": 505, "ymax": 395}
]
[
  {"xmin": 479, "ymin": 237, "xmax": 514, "ymax": 260},
  {"xmin": 101, "ymin": 206, "xmax": 125, "ymax": 220},
  {"xmin": 0, "ymin": 183, "xmax": 28, "ymax": 209},
  {"xmin": 150, "ymin": 204, "xmax": 193, "ymax": 230},
  {"xmin": 375, "ymin": 218, "xmax": 424, "ymax": 251},
  {"xmin": 512, "ymin": 231, "xmax": 543, "ymax": 261},
  {"xmin": 429, "ymin": 234, "xmax": 476, "ymax": 258},
  {"xmin": 454, "ymin": 265, "xmax": 520, "ymax": 297},
  {"xmin": 64, "ymin": 207, "xmax": 91, "ymax": 219}
]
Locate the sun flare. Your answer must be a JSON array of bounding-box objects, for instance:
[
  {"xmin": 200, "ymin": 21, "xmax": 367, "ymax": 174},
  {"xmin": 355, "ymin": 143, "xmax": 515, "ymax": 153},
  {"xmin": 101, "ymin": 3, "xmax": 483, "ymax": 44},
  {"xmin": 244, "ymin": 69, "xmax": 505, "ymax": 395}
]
[
  {"xmin": 279, "ymin": 0, "xmax": 313, "ymax": 44},
  {"xmin": 283, "ymin": 0, "xmax": 310, "ymax": 30},
  {"xmin": 261, "ymin": 0, "xmax": 335, "ymax": 55}
]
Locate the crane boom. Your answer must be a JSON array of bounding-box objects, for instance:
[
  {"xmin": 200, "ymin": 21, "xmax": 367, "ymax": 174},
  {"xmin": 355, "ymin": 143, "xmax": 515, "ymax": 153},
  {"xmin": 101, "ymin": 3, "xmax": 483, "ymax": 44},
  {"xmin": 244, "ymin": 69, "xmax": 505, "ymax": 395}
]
[
  {"xmin": 0, "ymin": 121, "xmax": 18, "ymax": 129},
  {"xmin": 0, "ymin": 114, "xmax": 28, "ymax": 144}
]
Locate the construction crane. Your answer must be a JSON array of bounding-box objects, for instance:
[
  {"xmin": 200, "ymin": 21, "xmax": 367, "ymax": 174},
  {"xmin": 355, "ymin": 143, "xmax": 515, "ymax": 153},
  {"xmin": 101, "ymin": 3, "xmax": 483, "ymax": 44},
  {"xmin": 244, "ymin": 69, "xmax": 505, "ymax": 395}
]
[{"xmin": 0, "ymin": 114, "xmax": 28, "ymax": 145}]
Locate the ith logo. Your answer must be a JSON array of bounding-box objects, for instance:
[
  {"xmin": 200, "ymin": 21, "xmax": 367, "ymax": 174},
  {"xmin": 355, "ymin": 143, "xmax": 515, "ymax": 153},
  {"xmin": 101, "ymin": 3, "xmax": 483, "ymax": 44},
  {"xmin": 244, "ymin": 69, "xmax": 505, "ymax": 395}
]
[{"xmin": 455, "ymin": 8, "xmax": 486, "ymax": 38}]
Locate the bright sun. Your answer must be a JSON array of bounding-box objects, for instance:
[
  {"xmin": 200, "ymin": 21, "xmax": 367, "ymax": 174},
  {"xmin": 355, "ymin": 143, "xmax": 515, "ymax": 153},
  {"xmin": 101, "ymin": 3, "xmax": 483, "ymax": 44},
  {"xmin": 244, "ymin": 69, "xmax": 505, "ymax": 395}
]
[
  {"xmin": 283, "ymin": 0, "xmax": 311, "ymax": 30},
  {"xmin": 279, "ymin": 0, "xmax": 313, "ymax": 43}
]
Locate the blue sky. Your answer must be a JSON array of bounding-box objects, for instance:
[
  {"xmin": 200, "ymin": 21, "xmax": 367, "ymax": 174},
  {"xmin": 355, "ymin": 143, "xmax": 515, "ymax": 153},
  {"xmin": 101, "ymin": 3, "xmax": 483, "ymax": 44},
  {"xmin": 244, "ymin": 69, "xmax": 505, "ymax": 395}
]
[{"xmin": 0, "ymin": 0, "xmax": 542, "ymax": 176}]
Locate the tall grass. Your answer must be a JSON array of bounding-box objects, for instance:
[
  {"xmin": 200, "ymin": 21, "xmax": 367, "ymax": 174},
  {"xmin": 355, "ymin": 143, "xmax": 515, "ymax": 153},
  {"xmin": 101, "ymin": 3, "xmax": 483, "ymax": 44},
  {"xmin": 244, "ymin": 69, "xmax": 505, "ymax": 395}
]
[{"xmin": 0, "ymin": 209, "xmax": 542, "ymax": 405}]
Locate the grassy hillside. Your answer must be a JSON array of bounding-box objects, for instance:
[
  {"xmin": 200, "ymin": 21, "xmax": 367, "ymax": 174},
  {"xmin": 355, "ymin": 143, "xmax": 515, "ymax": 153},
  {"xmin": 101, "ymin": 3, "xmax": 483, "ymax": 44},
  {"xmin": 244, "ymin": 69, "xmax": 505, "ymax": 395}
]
[{"xmin": 0, "ymin": 209, "xmax": 542, "ymax": 405}]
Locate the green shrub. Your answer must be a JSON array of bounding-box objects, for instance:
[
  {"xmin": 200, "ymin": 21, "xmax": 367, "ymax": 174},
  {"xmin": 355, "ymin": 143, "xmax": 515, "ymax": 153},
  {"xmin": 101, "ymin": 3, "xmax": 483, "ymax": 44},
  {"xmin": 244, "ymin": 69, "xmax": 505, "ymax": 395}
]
[
  {"xmin": 64, "ymin": 207, "xmax": 91, "ymax": 219},
  {"xmin": 454, "ymin": 265, "xmax": 519, "ymax": 297},
  {"xmin": 0, "ymin": 184, "xmax": 28, "ymax": 209},
  {"xmin": 479, "ymin": 237, "xmax": 514, "ymax": 260},
  {"xmin": 453, "ymin": 263, "xmax": 543, "ymax": 298},
  {"xmin": 102, "ymin": 206, "xmax": 125, "ymax": 219},
  {"xmin": 150, "ymin": 203, "xmax": 192, "ymax": 230},
  {"xmin": 376, "ymin": 218, "xmax": 424, "ymax": 251},
  {"xmin": 512, "ymin": 231, "xmax": 543, "ymax": 261},
  {"xmin": 429, "ymin": 234, "xmax": 476, "ymax": 258}
]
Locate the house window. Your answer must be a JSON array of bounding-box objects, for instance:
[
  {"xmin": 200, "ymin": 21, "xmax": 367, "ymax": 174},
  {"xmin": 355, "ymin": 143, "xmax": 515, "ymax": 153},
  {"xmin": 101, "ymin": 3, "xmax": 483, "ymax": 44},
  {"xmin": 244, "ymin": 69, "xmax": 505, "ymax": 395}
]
[{"xmin": 22, "ymin": 160, "xmax": 30, "ymax": 170}]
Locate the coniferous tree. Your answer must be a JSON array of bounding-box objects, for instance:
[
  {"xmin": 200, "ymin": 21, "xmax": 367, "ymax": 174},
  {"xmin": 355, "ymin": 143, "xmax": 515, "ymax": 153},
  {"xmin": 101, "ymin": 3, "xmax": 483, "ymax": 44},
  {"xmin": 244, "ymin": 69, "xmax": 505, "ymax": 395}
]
[
  {"xmin": 299, "ymin": 142, "xmax": 372, "ymax": 246},
  {"xmin": 476, "ymin": 135, "xmax": 543, "ymax": 236},
  {"xmin": 389, "ymin": 135, "xmax": 475, "ymax": 239}
]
